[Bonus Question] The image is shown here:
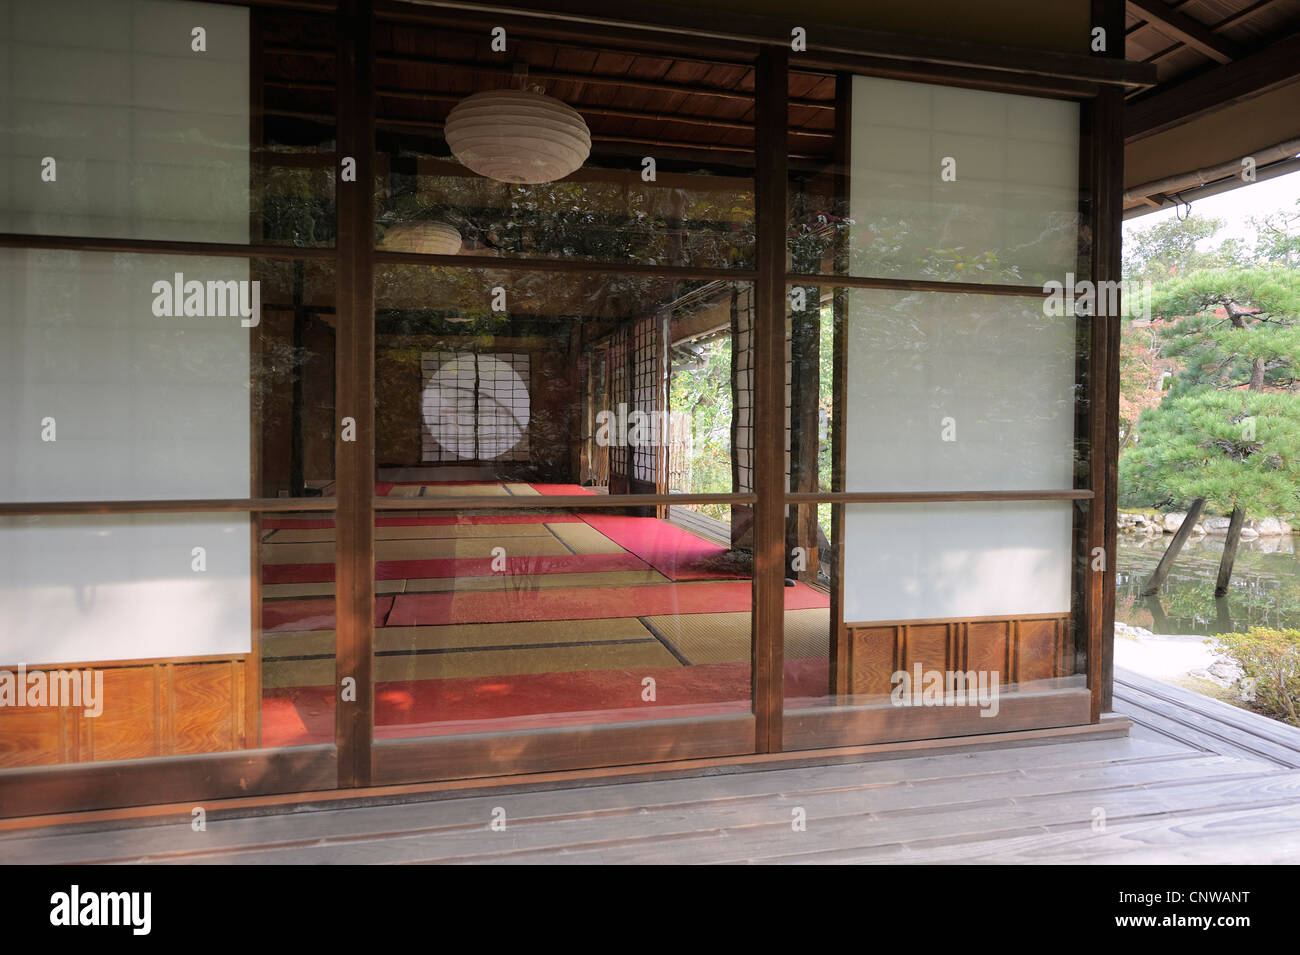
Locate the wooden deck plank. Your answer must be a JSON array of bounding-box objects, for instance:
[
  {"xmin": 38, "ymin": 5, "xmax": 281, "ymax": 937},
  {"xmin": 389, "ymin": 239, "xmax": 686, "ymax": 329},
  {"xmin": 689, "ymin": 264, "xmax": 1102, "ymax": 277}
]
[
  {"xmin": 804, "ymin": 800, "xmax": 1300, "ymax": 865},
  {"xmin": 1116, "ymin": 667, "xmax": 1300, "ymax": 762},
  {"xmin": 1114, "ymin": 688, "xmax": 1300, "ymax": 768},
  {"xmin": 0, "ymin": 736, "xmax": 1187, "ymax": 863},
  {"xmin": 64, "ymin": 756, "xmax": 1289, "ymax": 866},
  {"xmin": 5, "ymin": 673, "xmax": 1297, "ymax": 865},
  {"xmin": 451, "ymin": 770, "xmax": 1300, "ymax": 866}
]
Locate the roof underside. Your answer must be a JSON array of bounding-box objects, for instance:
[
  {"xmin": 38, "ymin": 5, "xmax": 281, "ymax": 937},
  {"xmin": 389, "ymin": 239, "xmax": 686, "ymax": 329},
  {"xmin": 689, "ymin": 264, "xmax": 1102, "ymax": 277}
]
[{"xmin": 1123, "ymin": 0, "xmax": 1300, "ymax": 213}]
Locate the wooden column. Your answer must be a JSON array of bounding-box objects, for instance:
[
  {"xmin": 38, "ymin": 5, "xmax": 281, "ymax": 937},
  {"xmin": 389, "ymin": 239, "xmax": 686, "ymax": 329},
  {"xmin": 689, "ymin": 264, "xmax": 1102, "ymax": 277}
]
[
  {"xmin": 753, "ymin": 45, "xmax": 788, "ymax": 752},
  {"xmin": 335, "ymin": 0, "xmax": 375, "ymax": 788},
  {"xmin": 1088, "ymin": 0, "xmax": 1125, "ymax": 720},
  {"xmin": 829, "ymin": 72, "xmax": 851, "ymax": 700},
  {"xmin": 1088, "ymin": 86, "xmax": 1124, "ymax": 721}
]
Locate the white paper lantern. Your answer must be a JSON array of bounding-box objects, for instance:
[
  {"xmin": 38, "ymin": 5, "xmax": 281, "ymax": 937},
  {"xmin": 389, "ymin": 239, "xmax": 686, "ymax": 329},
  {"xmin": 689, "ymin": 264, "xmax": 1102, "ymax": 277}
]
[
  {"xmin": 444, "ymin": 89, "xmax": 591, "ymax": 184},
  {"xmin": 381, "ymin": 221, "xmax": 462, "ymax": 255}
]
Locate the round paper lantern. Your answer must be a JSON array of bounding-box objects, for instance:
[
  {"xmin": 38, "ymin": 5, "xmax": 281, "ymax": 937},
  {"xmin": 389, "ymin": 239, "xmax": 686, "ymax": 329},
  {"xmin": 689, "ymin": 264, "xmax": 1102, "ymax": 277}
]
[
  {"xmin": 444, "ymin": 89, "xmax": 591, "ymax": 184},
  {"xmin": 381, "ymin": 221, "xmax": 462, "ymax": 255}
]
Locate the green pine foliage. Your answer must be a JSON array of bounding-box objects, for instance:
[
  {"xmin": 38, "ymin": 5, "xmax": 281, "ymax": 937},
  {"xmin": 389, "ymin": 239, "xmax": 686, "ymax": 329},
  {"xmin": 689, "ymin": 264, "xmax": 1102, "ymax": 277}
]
[
  {"xmin": 1119, "ymin": 389, "xmax": 1300, "ymax": 516},
  {"xmin": 1151, "ymin": 267, "xmax": 1300, "ymax": 395}
]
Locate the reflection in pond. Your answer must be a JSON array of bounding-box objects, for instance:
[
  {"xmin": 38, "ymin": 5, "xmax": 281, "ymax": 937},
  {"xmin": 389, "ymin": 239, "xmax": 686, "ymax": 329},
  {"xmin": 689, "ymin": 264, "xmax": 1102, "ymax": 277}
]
[{"xmin": 1117, "ymin": 534, "xmax": 1300, "ymax": 636}]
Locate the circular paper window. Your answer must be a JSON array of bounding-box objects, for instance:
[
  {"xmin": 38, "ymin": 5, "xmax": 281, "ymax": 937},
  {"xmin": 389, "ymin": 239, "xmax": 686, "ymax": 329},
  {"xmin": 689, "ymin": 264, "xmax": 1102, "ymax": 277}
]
[{"xmin": 421, "ymin": 352, "xmax": 530, "ymax": 462}]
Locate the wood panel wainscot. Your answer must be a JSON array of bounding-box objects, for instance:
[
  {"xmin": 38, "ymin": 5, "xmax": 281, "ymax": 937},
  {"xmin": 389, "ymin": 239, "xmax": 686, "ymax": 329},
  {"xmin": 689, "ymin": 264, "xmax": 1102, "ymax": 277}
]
[
  {"xmin": 840, "ymin": 614, "xmax": 1074, "ymax": 696},
  {"xmin": 0, "ymin": 657, "xmax": 254, "ymax": 769}
]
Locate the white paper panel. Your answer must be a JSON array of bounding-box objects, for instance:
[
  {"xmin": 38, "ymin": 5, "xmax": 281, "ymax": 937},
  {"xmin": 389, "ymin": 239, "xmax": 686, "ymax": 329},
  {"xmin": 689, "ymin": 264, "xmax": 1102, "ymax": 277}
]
[
  {"xmin": 843, "ymin": 502, "xmax": 1073, "ymax": 623},
  {"xmin": 0, "ymin": 0, "xmax": 250, "ymax": 243},
  {"xmin": 0, "ymin": 515, "xmax": 253, "ymax": 666},
  {"xmin": 842, "ymin": 288, "xmax": 1077, "ymax": 492},
  {"xmin": 0, "ymin": 250, "xmax": 252, "ymax": 502},
  {"xmin": 848, "ymin": 75, "xmax": 1079, "ymax": 285}
]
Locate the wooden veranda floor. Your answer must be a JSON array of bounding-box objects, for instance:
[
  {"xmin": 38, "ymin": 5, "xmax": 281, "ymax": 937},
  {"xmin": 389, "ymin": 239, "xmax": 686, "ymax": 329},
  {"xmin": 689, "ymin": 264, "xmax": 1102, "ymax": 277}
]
[{"xmin": 4, "ymin": 667, "xmax": 1300, "ymax": 864}]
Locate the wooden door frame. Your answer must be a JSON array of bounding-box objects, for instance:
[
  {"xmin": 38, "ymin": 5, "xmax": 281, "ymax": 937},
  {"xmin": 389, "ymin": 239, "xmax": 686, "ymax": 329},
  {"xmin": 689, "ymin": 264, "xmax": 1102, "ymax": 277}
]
[{"xmin": 0, "ymin": 0, "xmax": 1133, "ymax": 817}]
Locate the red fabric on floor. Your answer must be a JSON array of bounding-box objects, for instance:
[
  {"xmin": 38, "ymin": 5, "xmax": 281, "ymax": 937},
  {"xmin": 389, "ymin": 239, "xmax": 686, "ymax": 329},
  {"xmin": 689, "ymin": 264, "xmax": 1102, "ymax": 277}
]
[
  {"xmin": 384, "ymin": 580, "xmax": 826, "ymax": 627},
  {"xmin": 260, "ymin": 657, "xmax": 830, "ymax": 746},
  {"xmin": 263, "ymin": 552, "xmax": 650, "ymax": 585},
  {"xmin": 389, "ymin": 480, "xmax": 503, "ymax": 486},
  {"xmin": 577, "ymin": 512, "xmax": 742, "ymax": 580},
  {"xmin": 530, "ymin": 484, "xmax": 595, "ymax": 495}
]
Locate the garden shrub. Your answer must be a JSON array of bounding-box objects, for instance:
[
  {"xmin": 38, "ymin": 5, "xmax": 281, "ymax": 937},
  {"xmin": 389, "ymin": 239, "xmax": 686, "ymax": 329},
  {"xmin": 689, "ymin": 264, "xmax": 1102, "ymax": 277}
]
[{"xmin": 1209, "ymin": 627, "xmax": 1300, "ymax": 726}]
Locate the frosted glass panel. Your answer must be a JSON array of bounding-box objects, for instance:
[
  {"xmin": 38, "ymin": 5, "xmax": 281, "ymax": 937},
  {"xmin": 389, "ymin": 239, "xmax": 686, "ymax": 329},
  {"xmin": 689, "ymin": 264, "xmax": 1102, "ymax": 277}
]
[
  {"xmin": 843, "ymin": 289, "xmax": 1077, "ymax": 492},
  {"xmin": 838, "ymin": 285, "xmax": 1079, "ymax": 623},
  {"xmin": 0, "ymin": 514, "xmax": 251, "ymax": 665},
  {"xmin": 0, "ymin": 0, "xmax": 250, "ymax": 242},
  {"xmin": 842, "ymin": 502, "xmax": 1073, "ymax": 622},
  {"xmin": 848, "ymin": 75, "xmax": 1079, "ymax": 285},
  {"xmin": 0, "ymin": 249, "xmax": 251, "ymax": 501}
]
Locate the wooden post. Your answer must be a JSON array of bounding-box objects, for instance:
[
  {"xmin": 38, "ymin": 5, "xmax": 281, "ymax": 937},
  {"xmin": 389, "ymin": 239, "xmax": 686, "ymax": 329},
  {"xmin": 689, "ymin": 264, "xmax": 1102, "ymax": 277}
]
[
  {"xmin": 1087, "ymin": 84, "xmax": 1124, "ymax": 719},
  {"xmin": 1215, "ymin": 506, "xmax": 1247, "ymax": 598},
  {"xmin": 335, "ymin": 0, "xmax": 375, "ymax": 789},
  {"xmin": 753, "ymin": 45, "xmax": 788, "ymax": 753},
  {"xmin": 1141, "ymin": 497, "xmax": 1205, "ymax": 595},
  {"xmin": 829, "ymin": 73, "xmax": 850, "ymax": 701}
]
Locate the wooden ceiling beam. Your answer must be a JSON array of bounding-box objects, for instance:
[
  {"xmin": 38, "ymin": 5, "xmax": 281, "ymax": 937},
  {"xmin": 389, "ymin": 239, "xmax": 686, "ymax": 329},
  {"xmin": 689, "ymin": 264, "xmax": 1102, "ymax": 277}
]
[
  {"xmin": 1126, "ymin": 30, "xmax": 1300, "ymax": 141},
  {"xmin": 1126, "ymin": 0, "xmax": 1244, "ymax": 64},
  {"xmin": 372, "ymin": 52, "xmax": 833, "ymax": 110}
]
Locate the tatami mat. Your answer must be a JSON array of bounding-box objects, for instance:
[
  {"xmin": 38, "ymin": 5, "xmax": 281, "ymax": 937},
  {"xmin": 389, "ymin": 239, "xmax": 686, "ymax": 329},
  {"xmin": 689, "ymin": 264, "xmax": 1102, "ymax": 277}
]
[
  {"xmin": 264, "ymin": 524, "xmax": 553, "ymax": 543},
  {"xmin": 259, "ymin": 609, "xmax": 831, "ymax": 687},
  {"xmin": 370, "ymin": 640, "xmax": 678, "ymax": 683},
  {"xmin": 262, "ymin": 618, "xmax": 663, "ymax": 688},
  {"xmin": 544, "ymin": 522, "xmax": 627, "ymax": 555},
  {"xmin": 420, "ymin": 483, "xmax": 509, "ymax": 497},
  {"xmin": 385, "ymin": 484, "xmax": 424, "ymax": 497},
  {"xmin": 263, "ymin": 581, "xmax": 399, "ymax": 599},
  {"xmin": 642, "ymin": 607, "xmax": 831, "ymax": 665},
  {"xmin": 261, "ymin": 536, "xmax": 571, "ymax": 564},
  {"xmin": 505, "ymin": 483, "xmax": 540, "ymax": 495},
  {"xmin": 402, "ymin": 569, "xmax": 670, "ymax": 593}
]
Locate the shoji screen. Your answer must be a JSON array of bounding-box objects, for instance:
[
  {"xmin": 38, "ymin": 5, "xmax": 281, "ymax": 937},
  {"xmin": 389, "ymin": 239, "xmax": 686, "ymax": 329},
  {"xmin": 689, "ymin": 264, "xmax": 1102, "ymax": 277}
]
[
  {"xmin": 841, "ymin": 77, "xmax": 1080, "ymax": 628},
  {"xmin": 0, "ymin": 0, "xmax": 252, "ymax": 665}
]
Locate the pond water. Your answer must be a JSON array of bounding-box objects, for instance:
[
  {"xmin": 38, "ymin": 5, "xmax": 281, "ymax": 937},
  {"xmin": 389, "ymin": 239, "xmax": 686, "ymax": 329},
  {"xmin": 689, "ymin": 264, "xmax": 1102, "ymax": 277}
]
[{"xmin": 1116, "ymin": 533, "xmax": 1300, "ymax": 637}]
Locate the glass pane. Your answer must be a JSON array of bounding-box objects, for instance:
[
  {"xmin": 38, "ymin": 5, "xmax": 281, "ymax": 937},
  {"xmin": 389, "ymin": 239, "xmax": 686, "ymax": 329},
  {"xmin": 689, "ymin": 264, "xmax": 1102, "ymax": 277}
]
[
  {"xmin": 0, "ymin": 0, "xmax": 252, "ymax": 242},
  {"xmin": 842, "ymin": 288, "xmax": 1082, "ymax": 491},
  {"xmin": 373, "ymin": 22, "xmax": 755, "ymax": 269},
  {"xmin": 0, "ymin": 510, "xmax": 334, "ymax": 767},
  {"xmin": 784, "ymin": 502, "xmax": 1086, "ymax": 717},
  {"xmin": 782, "ymin": 282, "xmax": 1089, "ymax": 732},
  {"xmin": 375, "ymin": 265, "xmax": 751, "ymax": 509},
  {"xmin": 372, "ymin": 265, "xmax": 759, "ymax": 743},
  {"xmin": 259, "ymin": 510, "xmax": 338, "ymax": 748},
  {"xmin": 0, "ymin": 0, "xmax": 337, "ymax": 247},
  {"xmin": 0, "ymin": 250, "xmax": 336, "ymax": 501},
  {"xmin": 370, "ymin": 505, "xmax": 754, "ymax": 739},
  {"xmin": 783, "ymin": 286, "xmax": 1085, "ymax": 496},
  {"xmin": 255, "ymin": 10, "xmax": 338, "ymax": 248},
  {"xmin": 788, "ymin": 72, "xmax": 1081, "ymax": 284}
]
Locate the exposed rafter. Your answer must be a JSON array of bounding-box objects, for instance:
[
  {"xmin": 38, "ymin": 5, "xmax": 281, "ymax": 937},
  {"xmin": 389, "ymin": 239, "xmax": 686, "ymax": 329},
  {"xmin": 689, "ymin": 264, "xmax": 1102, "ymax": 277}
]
[
  {"xmin": 1126, "ymin": 30, "xmax": 1300, "ymax": 141},
  {"xmin": 1126, "ymin": 0, "xmax": 1244, "ymax": 64}
]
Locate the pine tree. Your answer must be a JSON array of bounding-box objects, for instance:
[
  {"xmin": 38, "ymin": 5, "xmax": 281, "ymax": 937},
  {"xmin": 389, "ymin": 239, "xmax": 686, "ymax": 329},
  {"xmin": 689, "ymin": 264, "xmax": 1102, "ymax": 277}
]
[{"xmin": 1124, "ymin": 267, "xmax": 1300, "ymax": 594}]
